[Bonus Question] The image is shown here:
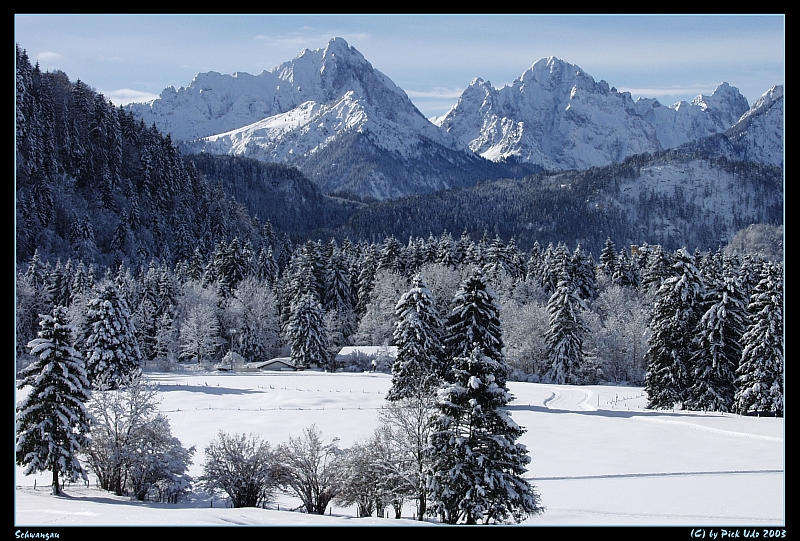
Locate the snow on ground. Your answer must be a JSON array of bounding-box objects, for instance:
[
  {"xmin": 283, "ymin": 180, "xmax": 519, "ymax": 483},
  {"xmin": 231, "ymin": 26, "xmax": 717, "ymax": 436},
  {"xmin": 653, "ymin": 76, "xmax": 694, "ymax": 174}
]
[{"xmin": 14, "ymin": 371, "xmax": 785, "ymax": 526}]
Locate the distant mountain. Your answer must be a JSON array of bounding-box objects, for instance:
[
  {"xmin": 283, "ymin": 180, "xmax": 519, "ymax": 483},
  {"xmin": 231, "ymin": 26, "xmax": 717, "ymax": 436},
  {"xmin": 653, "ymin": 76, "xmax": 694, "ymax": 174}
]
[
  {"xmin": 678, "ymin": 85, "xmax": 784, "ymax": 168},
  {"xmin": 334, "ymin": 149, "xmax": 783, "ymax": 255},
  {"xmin": 434, "ymin": 56, "xmax": 758, "ymax": 171},
  {"xmin": 129, "ymin": 38, "xmax": 531, "ymax": 200}
]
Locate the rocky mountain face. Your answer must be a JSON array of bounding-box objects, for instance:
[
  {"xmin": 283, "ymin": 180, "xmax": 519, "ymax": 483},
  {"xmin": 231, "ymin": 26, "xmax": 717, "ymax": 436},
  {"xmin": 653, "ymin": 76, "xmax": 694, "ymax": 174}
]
[
  {"xmin": 129, "ymin": 38, "xmax": 525, "ymax": 200},
  {"xmin": 679, "ymin": 85, "xmax": 784, "ymax": 168},
  {"xmin": 434, "ymin": 57, "xmax": 756, "ymax": 171},
  {"xmin": 129, "ymin": 43, "xmax": 781, "ymax": 201}
]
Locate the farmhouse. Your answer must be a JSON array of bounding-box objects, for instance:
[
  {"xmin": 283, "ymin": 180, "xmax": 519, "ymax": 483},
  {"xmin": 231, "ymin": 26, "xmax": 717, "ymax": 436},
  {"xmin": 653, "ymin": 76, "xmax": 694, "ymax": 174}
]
[{"xmin": 242, "ymin": 357, "xmax": 297, "ymax": 372}]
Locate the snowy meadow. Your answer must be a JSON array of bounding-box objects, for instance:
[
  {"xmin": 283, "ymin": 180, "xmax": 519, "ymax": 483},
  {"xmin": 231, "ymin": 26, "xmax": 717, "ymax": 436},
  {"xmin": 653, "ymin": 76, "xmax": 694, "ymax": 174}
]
[{"xmin": 15, "ymin": 370, "xmax": 784, "ymax": 526}]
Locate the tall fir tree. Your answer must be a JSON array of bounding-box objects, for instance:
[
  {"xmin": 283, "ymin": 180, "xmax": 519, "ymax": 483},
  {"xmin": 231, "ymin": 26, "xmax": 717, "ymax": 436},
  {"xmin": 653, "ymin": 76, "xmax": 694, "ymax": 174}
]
[
  {"xmin": 734, "ymin": 262, "xmax": 784, "ymax": 416},
  {"xmin": 426, "ymin": 345, "xmax": 543, "ymax": 524},
  {"xmin": 16, "ymin": 306, "xmax": 92, "ymax": 495},
  {"xmin": 443, "ymin": 271, "xmax": 504, "ymax": 383},
  {"xmin": 571, "ymin": 243, "xmax": 597, "ymax": 301},
  {"xmin": 686, "ymin": 271, "xmax": 748, "ymax": 412},
  {"xmin": 644, "ymin": 248, "xmax": 706, "ymax": 409},
  {"xmin": 286, "ymin": 292, "xmax": 330, "ymax": 370},
  {"xmin": 84, "ymin": 283, "xmax": 142, "ymax": 388},
  {"xmin": 598, "ymin": 237, "xmax": 618, "ymax": 278},
  {"xmin": 386, "ymin": 274, "xmax": 445, "ymax": 400},
  {"xmin": 544, "ymin": 269, "xmax": 587, "ymax": 384}
]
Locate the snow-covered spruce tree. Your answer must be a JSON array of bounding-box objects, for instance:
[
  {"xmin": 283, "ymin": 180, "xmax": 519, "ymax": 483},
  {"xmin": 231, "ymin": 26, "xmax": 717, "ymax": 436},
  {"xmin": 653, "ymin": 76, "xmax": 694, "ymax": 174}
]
[
  {"xmin": 641, "ymin": 245, "xmax": 672, "ymax": 294},
  {"xmin": 598, "ymin": 237, "xmax": 618, "ymax": 278},
  {"xmin": 427, "ymin": 346, "xmax": 543, "ymax": 524},
  {"xmin": 571, "ymin": 243, "xmax": 597, "ymax": 301},
  {"xmin": 286, "ymin": 292, "xmax": 330, "ymax": 370},
  {"xmin": 685, "ymin": 271, "xmax": 748, "ymax": 412},
  {"xmin": 612, "ymin": 248, "xmax": 638, "ymax": 288},
  {"xmin": 387, "ymin": 274, "xmax": 445, "ymax": 400},
  {"xmin": 644, "ymin": 248, "xmax": 706, "ymax": 410},
  {"xmin": 84, "ymin": 282, "xmax": 142, "ymax": 389},
  {"xmin": 734, "ymin": 262, "xmax": 784, "ymax": 416},
  {"xmin": 443, "ymin": 270, "xmax": 504, "ymax": 383},
  {"xmin": 544, "ymin": 269, "xmax": 588, "ymax": 385},
  {"xmin": 16, "ymin": 306, "xmax": 92, "ymax": 495}
]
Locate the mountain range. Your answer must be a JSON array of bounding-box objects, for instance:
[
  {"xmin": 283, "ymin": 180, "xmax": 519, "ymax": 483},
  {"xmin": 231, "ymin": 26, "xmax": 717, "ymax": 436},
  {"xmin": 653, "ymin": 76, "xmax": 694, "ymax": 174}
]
[
  {"xmin": 15, "ymin": 39, "xmax": 784, "ymax": 268},
  {"xmin": 128, "ymin": 37, "xmax": 783, "ymax": 201}
]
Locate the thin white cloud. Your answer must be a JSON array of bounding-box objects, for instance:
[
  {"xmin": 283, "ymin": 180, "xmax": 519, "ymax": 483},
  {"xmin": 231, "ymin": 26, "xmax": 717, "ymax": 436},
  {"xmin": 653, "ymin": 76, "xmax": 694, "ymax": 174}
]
[
  {"xmin": 36, "ymin": 51, "xmax": 63, "ymax": 63},
  {"xmin": 617, "ymin": 85, "xmax": 715, "ymax": 98},
  {"xmin": 102, "ymin": 88, "xmax": 160, "ymax": 106},
  {"xmin": 253, "ymin": 31, "xmax": 371, "ymax": 51},
  {"xmin": 405, "ymin": 87, "xmax": 464, "ymax": 99}
]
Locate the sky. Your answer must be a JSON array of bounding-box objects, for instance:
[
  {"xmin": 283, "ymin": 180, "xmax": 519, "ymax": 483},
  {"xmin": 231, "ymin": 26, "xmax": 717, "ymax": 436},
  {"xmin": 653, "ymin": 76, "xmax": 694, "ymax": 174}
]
[{"xmin": 14, "ymin": 14, "xmax": 785, "ymax": 119}]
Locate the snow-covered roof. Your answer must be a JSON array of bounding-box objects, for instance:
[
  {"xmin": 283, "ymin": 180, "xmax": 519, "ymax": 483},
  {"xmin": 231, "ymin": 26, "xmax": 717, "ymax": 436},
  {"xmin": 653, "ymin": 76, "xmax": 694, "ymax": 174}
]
[
  {"xmin": 244, "ymin": 357, "xmax": 296, "ymax": 370},
  {"xmin": 336, "ymin": 346, "xmax": 398, "ymax": 357}
]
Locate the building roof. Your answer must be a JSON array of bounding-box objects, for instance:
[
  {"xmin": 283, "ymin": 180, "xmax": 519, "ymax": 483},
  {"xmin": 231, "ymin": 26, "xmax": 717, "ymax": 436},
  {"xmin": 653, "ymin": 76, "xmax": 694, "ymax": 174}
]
[{"xmin": 244, "ymin": 357, "xmax": 296, "ymax": 370}]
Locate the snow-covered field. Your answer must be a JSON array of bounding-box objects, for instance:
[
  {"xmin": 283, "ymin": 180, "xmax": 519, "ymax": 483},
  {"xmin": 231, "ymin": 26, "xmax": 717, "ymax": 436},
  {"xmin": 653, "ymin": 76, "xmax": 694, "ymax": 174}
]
[{"xmin": 14, "ymin": 371, "xmax": 785, "ymax": 526}]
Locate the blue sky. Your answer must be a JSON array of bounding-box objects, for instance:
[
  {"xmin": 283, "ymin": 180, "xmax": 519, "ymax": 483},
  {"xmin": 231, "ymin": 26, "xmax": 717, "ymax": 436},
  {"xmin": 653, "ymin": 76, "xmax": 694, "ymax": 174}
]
[{"xmin": 14, "ymin": 14, "xmax": 785, "ymax": 118}]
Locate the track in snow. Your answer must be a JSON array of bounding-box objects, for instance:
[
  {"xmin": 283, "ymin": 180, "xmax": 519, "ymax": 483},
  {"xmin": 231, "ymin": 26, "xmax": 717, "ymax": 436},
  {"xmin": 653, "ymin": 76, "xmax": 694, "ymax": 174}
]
[{"xmin": 538, "ymin": 385, "xmax": 597, "ymax": 411}]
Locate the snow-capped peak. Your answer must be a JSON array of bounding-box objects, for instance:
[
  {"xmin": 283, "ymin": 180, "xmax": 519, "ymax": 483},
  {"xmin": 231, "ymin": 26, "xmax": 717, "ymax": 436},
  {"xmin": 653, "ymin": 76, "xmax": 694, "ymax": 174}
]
[
  {"xmin": 690, "ymin": 82, "xmax": 750, "ymax": 127},
  {"xmin": 438, "ymin": 56, "xmax": 767, "ymax": 171}
]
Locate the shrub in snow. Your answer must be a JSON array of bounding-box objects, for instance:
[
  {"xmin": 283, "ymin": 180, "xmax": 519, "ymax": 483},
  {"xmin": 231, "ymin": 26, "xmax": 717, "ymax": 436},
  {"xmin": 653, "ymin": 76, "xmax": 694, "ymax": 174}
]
[
  {"xmin": 274, "ymin": 425, "xmax": 343, "ymax": 514},
  {"xmin": 221, "ymin": 350, "xmax": 246, "ymax": 370},
  {"xmin": 199, "ymin": 431, "xmax": 277, "ymax": 508},
  {"xmin": 378, "ymin": 393, "xmax": 437, "ymax": 520},
  {"xmin": 126, "ymin": 414, "xmax": 195, "ymax": 502},
  {"xmin": 334, "ymin": 432, "xmax": 390, "ymax": 517},
  {"xmin": 16, "ymin": 306, "xmax": 92, "ymax": 495},
  {"xmin": 85, "ymin": 373, "xmax": 194, "ymax": 500}
]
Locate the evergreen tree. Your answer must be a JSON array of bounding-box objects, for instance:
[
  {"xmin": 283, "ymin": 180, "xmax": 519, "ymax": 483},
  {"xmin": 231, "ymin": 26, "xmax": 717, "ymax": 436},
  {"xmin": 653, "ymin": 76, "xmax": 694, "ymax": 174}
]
[
  {"xmin": 287, "ymin": 292, "xmax": 329, "ymax": 370},
  {"xmin": 734, "ymin": 262, "xmax": 784, "ymax": 416},
  {"xmin": 84, "ymin": 283, "xmax": 142, "ymax": 388},
  {"xmin": 644, "ymin": 249, "xmax": 706, "ymax": 409},
  {"xmin": 641, "ymin": 245, "xmax": 671, "ymax": 294},
  {"xmin": 386, "ymin": 274, "xmax": 445, "ymax": 400},
  {"xmin": 45, "ymin": 260, "xmax": 72, "ymax": 310},
  {"xmin": 324, "ymin": 250, "xmax": 355, "ymax": 314},
  {"xmin": 426, "ymin": 347, "xmax": 542, "ymax": 524},
  {"xmin": 16, "ymin": 306, "xmax": 92, "ymax": 495},
  {"xmin": 443, "ymin": 271, "xmax": 504, "ymax": 381},
  {"xmin": 544, "ymin": 270, "xmax": 587, "ymax": 384},
  {"xmin": 598, "ymin": 237, "xmax": 618, "ymax": 278},
  {"xmin": 378, "ymin": 236, "xmax": 403, "ymax": 273},
  {"xmin": 571, "ymin": 244, "xmax": 597, "ymax": 301},
  {"xmin": 612, "ymin": 248, "xmax": 637, "ymax": 288},
  {"xmin": 355, "ymin": 249, "xmax": 378, "ymax": 317},
  {"xmin": 686, "ymin": 271, "xmax": 748, "ymax": 412}
]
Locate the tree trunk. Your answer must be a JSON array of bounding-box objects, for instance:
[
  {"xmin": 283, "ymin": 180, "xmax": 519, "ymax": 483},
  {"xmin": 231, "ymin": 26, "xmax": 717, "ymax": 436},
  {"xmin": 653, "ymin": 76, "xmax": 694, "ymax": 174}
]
[
  {"xmin": 51, "ymin": 467, "xmax": 60, "ymax": 495},
  {"xmin": 417, "ymin": 493, "xmax": 426, "ymax": 520}
]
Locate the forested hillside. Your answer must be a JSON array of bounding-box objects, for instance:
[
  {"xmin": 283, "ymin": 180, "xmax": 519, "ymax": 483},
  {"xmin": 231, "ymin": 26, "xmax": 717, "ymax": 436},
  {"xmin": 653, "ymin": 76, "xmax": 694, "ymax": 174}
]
[{"xmin": 15, "ymin": 45, "xmax": 284, "ymax": 270}]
